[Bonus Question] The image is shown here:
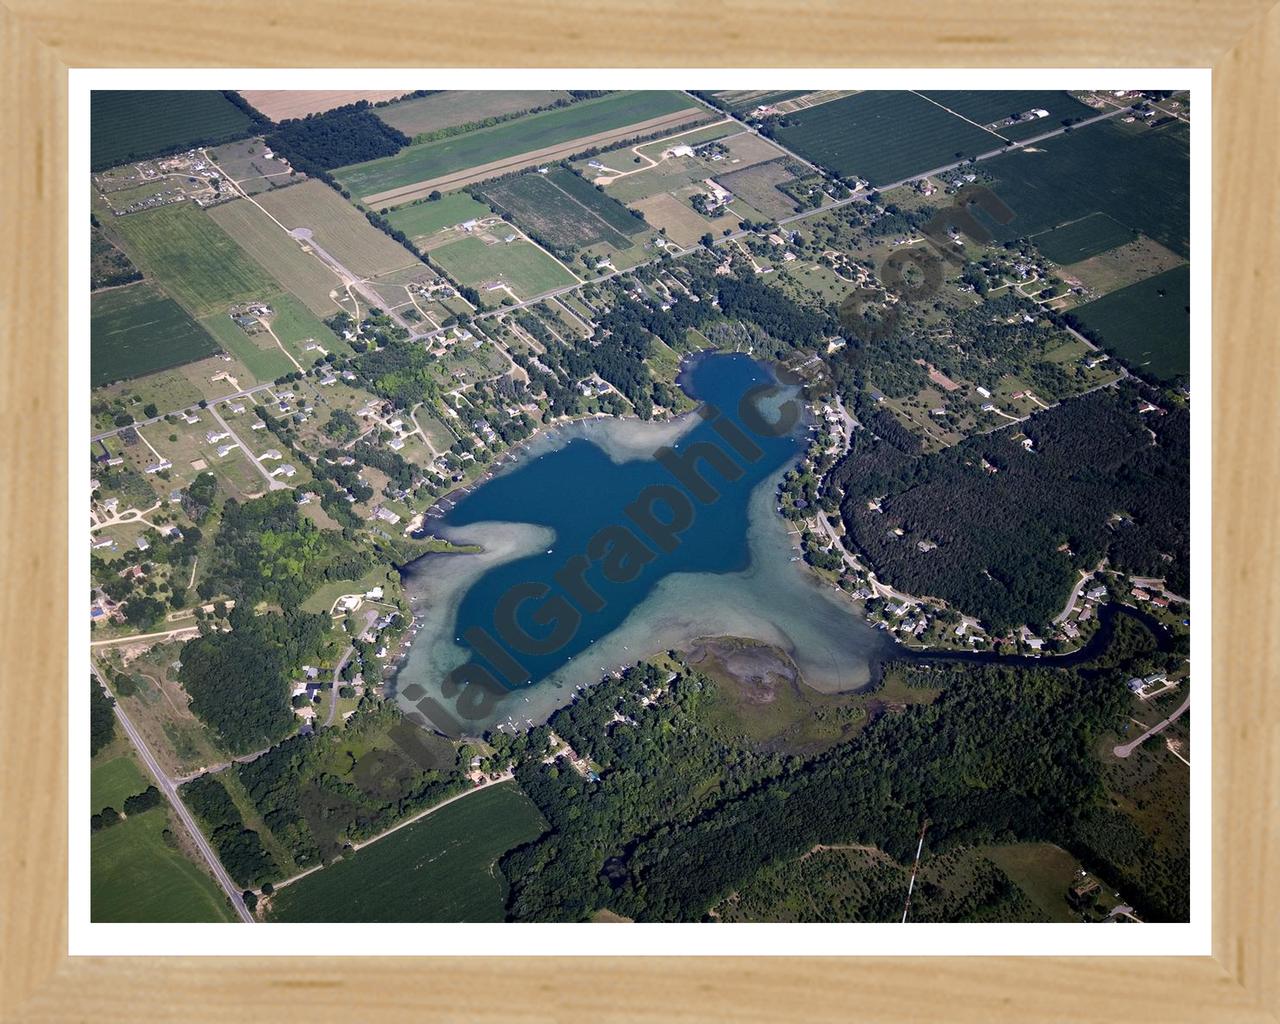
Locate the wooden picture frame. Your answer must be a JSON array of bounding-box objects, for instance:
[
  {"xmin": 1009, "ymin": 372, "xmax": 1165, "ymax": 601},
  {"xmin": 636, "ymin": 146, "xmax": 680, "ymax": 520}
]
[{"xmin": 2, "ymin": 2, "xmax": 1276, "ymax": 1018}]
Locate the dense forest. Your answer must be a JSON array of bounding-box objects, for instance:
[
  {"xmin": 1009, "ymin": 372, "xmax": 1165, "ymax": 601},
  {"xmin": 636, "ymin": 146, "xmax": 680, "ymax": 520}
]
[
  {"xmin": 178, "ymin": 605, "xmax": 331, "ymax": 754},
  {"xmin": 90, "ymin": 679, "xmax": 115, "ymax": 755},
  {"xmin": 828, "ymin": 384, "xmax": 1189, "ymax": 630},
  {"xmin": 181, "ymin": 774, "xmax": 279, "ymax": 888},
  {"xmin": 264, "ymin": 105, "xmax": 410, "ymax": 174},
  {"xmin": 495, "ymin": 623, "xmax": 1186, "ymax": 922}
]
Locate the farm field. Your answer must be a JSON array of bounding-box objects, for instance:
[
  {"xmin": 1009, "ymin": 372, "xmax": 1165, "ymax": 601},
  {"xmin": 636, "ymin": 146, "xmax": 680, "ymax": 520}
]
[
  {"xmin": 268, "ymin": 783, "xmax": 547, "ymax": 922},
  {"xmin": 91, "ymin": 91, "xmax": 255, "ymax": 170},
  {"xmin": 106, "ymin": 202, "xmax": 280, "ymax": 317},
  {"xmin": 479, "ymin": 166, "xmax": 646, "ymax": 253},
  {"xmin": 376, "ymin": 90, "xmax": 572, "ymax": 137},
  {"xmin": 630, "ymin": 191, "xmax": 749, "ymax": 248},
  {"xmin": 715, "ymin": 159, "xmax": 804, "ymax": 219},
  {"xmin": 1032, "ymin": 212, "xmax": 1135, "ymax": 264},
  {"xmin": 1059, "ymin": 236, "xmax": 1188, "ymax": 295},
  {"xmin": 978, "ymin": 119, "xmax": 1191, "ymax": 258},
  {"xmin": 384, "ymin": 193, "xmax": 493, "ymax": 245},
  {"xmin": 91, "ymin": 282, "xmax": 220, "ymax": 387},
  {"xmin": 238, "ymin": 90, "xmax": 408, "ymax": 121},
  {"xmin": 91, "ymin": 754, "xmax": 149, "ymax": 813},
  {"xmin": 1067, "ymin": 264, "xmax": 1191, "ymax": 382},
  {"xmin": 254, "ymin": 180, "xmax": 421, "ymax": 278},
  {"xmin": 710, "ymin": 90, "xmax": 809, "ymax": 115},
  {"xmin": 208, "ymin": 198, "xmax": 344, "ymax": 314},
  {"xmin": 91, "ymin": 807, "xmax": 234, "ymax": 922},
  {"xmin": 336, "ymin": 91, "xmax": 704, "ymax": 204},
  {"xmin": 773, "ymin": 91, "xmax": 1002, "ymax": 186},
  {"xmin": 920, "ymin": 90, "xmax": 1098, "ymax": 141},
  {"xmin": 432, "ymin": 235, "xmax": 577, "ymax": 301}
]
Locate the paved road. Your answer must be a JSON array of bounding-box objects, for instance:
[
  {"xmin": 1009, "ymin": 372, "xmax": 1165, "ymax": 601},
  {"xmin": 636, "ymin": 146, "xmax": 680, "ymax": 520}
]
[
  {"xmin": 1114, "ymin": 691, "xmax": 1191, "ymax": 758},
  {"xmin": 90, "ymin": 664, "xmax": 254, "ymax": 922},
  {"xmin": 208, "ymin": 403, "xmax": 284, "ymax": 491}
]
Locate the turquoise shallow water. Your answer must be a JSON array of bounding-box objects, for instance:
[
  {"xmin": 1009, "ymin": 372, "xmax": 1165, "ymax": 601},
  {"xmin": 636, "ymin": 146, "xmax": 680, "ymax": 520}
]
[{"xmin": 395, "ymin": 353, "xmax": 894, "ymax": 736}]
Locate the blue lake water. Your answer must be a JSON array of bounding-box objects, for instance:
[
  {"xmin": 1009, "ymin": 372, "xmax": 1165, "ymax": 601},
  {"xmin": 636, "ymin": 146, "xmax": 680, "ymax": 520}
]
[{"xmin": 396, "ymin": 353, "xmax": 895, "ymax": 736}]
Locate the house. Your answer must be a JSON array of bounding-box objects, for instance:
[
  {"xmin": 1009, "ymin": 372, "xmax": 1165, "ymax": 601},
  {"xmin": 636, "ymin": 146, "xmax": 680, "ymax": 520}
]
[
  {"xmin": 216, "ymin": 444, "xmax": 238, "ymax": 457},
  {"xmin": 365, "ymin": 586, "xmax": 384, "ymax": 600},
  {"xmin": 135, "ymin": 536, "xmax": 150, "ymax": 552},
  {"xmin": 976, "ymin": 386, "xmax": 992, "ymax": 398},
  {"xmin": 92, "ymin": 537, "xmax": 115, "ymax": 550},
  {"xmin": 389, "ymin": 437, "xmax": 405, "ymax": 450},
  {"xmin": 260, "ymin": 448, "xmax": 282, "ymax": 461},
  {"xmin": 272, "ymin": 464, "xmax": 297, "ymax": 479},
  {"xmin": 205, "ymin": 430, "xmax": 230, "ymax": 444}
]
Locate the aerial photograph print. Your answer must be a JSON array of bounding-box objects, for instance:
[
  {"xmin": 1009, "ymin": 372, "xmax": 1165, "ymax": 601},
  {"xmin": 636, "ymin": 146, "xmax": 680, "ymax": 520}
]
[{"xmin": 85, "ymin": 84, "xmax": 1194, "ymax": 932}]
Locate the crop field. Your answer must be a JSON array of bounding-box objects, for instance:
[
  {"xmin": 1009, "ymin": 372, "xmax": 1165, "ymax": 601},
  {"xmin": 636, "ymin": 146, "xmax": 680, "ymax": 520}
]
[
  {"xmin": 710, "ymin": 90, "xmax": 809, "ymax": 115},
  {"xmin": 91, "ymin": 807, "xmax": 233, "ymax": 922},
  {"xmin": 376, "ymin": 90, "xmax": 572, "ymax": 137},
  {"xmin": 630, "ymin": 190, "xmax": 747, "ymax": 248},
  {"xmin": 336, "ymin": 91, "xmax": 703, "ymax": 203},
  {"xmin": 979, "ymin": 120, "xmax": 1190, "ymax": 258},
  {"xmin": 479, "ymin": 167, "xmax": 645, "ymax": 252},
  {"xmin": 384, "ymin": 193, "xmax": 493, "ymax": 245},
  {"xmin": 238, "ymin": 90, "xmax": 408, "ymax": 121},
  {"xmin": 920, "ymin": 90, "xmax": 1097, "ymax": 141},
  {"xmin": 773, "ymin": 91, "xmax": 1002, "ymax": 185},
  {"xmin": 254, "ymin": 180, "xmax": 421, "ymax": 278},
  {"xmin": 432, "ymin": 235, "xmax": 577, "ymax": 301},
  {"xmin": 91, "ymin": 91, "xmax": 254, "ymax": 170},
  {"xmin": 269, "ymin": 783, "xmax": 547, "ymax": 922},
  {"xmin": 1068, "ymin": 264, "xmax": 1190, "ymax": 381},
  {"xmin": 208, "ymin": 198, "xmax": 343, "ymax": 313},
  {"xmin": 1032, "ymin": 212, "xmax": 1135, "ymax": 264},
  {"xmin": 106, "ymin": 203, "xmax": 280, "ymax": 316},
  {"xmin": 1058, "ymin": 236, "xmax": 1187, "ymax": 295},
  {"xmin": 91, "ymin": 754, "xmax": 149, "ymax": 813},
  {"xmin": 715, "ymin": 159, "xmax": 803, "ymax": 219},
  {"xmin": 92, "ymin": 282, "xmax": 220, "ymax": 387}
]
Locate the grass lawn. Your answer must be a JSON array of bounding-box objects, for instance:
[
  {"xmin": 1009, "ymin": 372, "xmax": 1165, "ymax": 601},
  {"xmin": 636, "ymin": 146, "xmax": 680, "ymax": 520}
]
[
  {"xmin": 432, "ymin": 236, "xmax": 577, "ymax": 301},
  {"xmin": 207, "ymin": 197, "xmax": 344, "ymax": 315},
  {"xmin": 91, "ymin": 754, "xmax": 150, "ymax": 813},
  {"xmin": 199, "ymin": 310, "xmax": 295, "ymax": 383},
  {"xmin": 983, "ymin": 842, "xmax": 1084, "ymax": 922},
  {"xmin": 91, "ymin": 807, "xmax": 234, "ymax": 922},
  {"xmin": 385, "ymin": 193, "xmax": 493, "ymax": 245},
  {"xmin": 268, "ymin": 782, "xmax": 546, "ymax": 922}
]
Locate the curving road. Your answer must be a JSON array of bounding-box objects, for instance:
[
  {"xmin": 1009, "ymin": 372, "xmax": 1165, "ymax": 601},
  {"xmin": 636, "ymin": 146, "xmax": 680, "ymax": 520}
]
[{"xmin": 1114, "ymin": 691, "xmax": 1191, "ymax": 759}]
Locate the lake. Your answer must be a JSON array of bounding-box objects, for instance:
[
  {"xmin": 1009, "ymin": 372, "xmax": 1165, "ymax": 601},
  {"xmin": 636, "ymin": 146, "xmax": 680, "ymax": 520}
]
[{"xmin": 394, "ymin": 352, "xmax": 895, "ymax": 736}]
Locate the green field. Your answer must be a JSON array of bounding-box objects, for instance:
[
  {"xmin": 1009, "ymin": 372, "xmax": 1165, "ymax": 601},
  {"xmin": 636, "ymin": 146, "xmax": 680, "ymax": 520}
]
[
  {"xmin": 920, "ymin": 90, "xmax": 1097, "ymax": 140},
  {"xmin": 268, "ymin": 783, "xmax": 547, "ymax": 922},
  {"xmin": 107, "ymin": 202, "xmax": 280, "ymax": 316},
  {"xmin": 376, "ymin": 90, "xmax": 572, "ymax": 137},
  {"xmin": 91, "ymin": 91, "xmax": 254, "ymax": 170},
  {"xmin": 479, "ymin": 167, "xmax": 642, "ymax": 252},
  {"xmin": 207, "ymin": 198, "xmax": 344, "ymax": 314},
  {"xmin": 1032, "ymin": 212, "xmax": 1136, "ymax": 263},
  {"xmin": 979, "ymin": 119, "xmax": 1191, "ymax": 258},
  {"xmin": 1067, "ymin": 265, "xmax": 1191, "ymax": 382},
  {"xmin": 335, "ymin": 91, "xmax": 698, "ymax": 199},
  {"xmin": 91, "ymin": 755, "xmax": 149, "ymax": 813},
  {"xmin": 773, "ymin": 91, "xmax": 1001, "ymax": 186},
  {"xmin": 255, "ymin": 180, "xmax": 420, "ymax": 278},
  {"xmin": 384, "ymin": 192, "xmax": 493, "ymax": 243},
  {"xmin": 433, "ymin": 235, "xmax": 577, "ymax": 301},
  {"xmin": 91, "ymin": 807, "xmax": 234, "ymax": 922},
  {"xmin": 198, "ymin": 309, "xmax": 295, "ymax": 382},
  {"xmin": 91, "ymin": 282, "xmax": 220, "ymax": 386}
]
